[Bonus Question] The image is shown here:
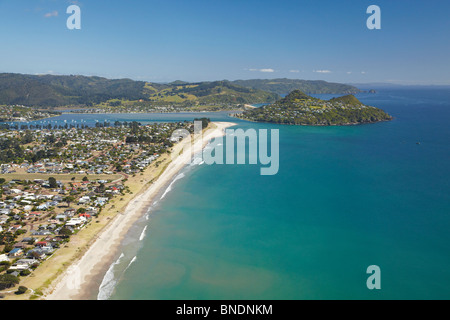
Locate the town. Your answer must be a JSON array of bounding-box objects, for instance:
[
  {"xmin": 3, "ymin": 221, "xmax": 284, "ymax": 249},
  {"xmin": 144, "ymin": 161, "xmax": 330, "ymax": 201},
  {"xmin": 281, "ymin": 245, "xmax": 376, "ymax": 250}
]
[
  {"xmin": 0, "ymin": 105, "xmax": 61, "ymax": 124},
  {"xmin": 0, "ymin": 119, "xmax": 201, "ymax": 297}
]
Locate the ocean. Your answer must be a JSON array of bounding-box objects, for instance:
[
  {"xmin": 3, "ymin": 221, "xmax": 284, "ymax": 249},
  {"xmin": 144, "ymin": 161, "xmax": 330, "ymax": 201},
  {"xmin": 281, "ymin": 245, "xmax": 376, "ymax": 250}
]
[{"xmin": 36, "ymin": 88, "xmax": 450, "ymax": 299}]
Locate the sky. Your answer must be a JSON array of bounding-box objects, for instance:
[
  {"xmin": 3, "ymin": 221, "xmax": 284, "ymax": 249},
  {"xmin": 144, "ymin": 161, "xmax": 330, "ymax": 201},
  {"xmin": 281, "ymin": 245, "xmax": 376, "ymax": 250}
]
[{"xmin": 0, "ymin": 0, "xmax": 449, "ymax": 84}]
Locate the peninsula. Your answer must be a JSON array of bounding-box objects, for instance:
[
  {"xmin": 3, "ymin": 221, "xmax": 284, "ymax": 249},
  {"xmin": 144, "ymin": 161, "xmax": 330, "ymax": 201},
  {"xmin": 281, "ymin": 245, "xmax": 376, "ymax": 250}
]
[{"xmin": 234, "ymin": 90, "xmax": 392, "ymax": 126}]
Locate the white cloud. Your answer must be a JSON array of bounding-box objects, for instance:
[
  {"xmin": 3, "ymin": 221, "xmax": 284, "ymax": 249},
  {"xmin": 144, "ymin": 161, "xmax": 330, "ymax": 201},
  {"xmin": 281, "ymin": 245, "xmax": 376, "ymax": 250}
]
[
  {"xmin": 361, "ymin": 71, "xmax": 366, "ymax": 74},
  {"xmin": 347, "ymin": 71, "xmax": 352, "ymax": 74},
  {"xmin": 44, "ymin": 10, "xmax": 58, "ymax": 18},
  {"xmin": 313, "ymin": 70, "xmax": 332, "ymax": 74},
  {"xmin": 260, "ymin": 69, "xmax": 275, "ymax": 73},
  {"xmin": 248, "ymin": 68, "xmax": 275, "ymax": 73},
  {"xmin": 289, "ymin": 70, "xmax": 300, "ymax": 73}
]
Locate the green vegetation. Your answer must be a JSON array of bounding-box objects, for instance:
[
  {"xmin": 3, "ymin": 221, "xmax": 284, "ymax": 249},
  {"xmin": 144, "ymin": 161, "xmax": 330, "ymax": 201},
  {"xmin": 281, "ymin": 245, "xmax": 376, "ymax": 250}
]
[
  {"xmin": 146, "ymin": 81, "xmax": 279, "ymax": 106},
  {"xmin": 15, "ymin": 286, "xmax": 28, "ymax": 295},
  {"xmin": 0, "ymin": 274, "xmax": 19, "ymax": 290},
  {"xmin": 231, "ymin": 78, "xmax": 361, "ymax": 95},
  {"xmin": 235, "ymin": 90, "xmax": 392, "ymax": 126},
  {"xmin": 194, "ymin": 117, "xmax": 211, "ymax": 129},
  {"xmin": 0, "ymin": 74, "xmax": 364, "ymax": 112},
  {"xmin": 0, "ymin": 73, "xmax": 146, "ymax": 107},
  {"xmin": 0, "ymin": 73, "xmax": 278, "ymax": 109}
]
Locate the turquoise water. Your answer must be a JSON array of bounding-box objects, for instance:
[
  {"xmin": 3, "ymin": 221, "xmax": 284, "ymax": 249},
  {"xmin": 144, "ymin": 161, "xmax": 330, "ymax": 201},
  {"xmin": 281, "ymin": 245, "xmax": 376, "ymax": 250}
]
[{"xmin": 97, "ymin": 88, "xmax": 450, "ymax": 300}]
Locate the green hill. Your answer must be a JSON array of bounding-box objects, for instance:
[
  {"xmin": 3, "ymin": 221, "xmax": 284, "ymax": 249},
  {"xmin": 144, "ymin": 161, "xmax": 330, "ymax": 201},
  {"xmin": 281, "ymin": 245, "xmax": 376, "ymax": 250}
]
[
  {"xmin": 329, "ymin": 94, "xmax": 364, "ymax": 106},
  {"xmin": 147, "ymin": 81, "xmax": 279, "ymax": 106},
  {"xmin": 231, "ymin": 78, "xmax": 361, "ymax": 95},
  {"xmin": 235, "ymin": 90, "xmax": 393, "ymax": 126},
  {"xmin": 0, "ymin": 73, "xmax": 147, "ymax": 107},
  {"xmin": 0, "ymin": 73, "xmax": 279, "ymax": 108},
  {"xmin": 0, "ymin": 73, "xmax": 365, "ymax": 110}
]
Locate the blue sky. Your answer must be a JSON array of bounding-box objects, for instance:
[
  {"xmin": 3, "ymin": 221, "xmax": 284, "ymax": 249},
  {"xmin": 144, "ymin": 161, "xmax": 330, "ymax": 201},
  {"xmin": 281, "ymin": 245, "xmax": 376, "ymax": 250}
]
[{"xmin": 0, "ymin": 0, "xmax": 449, "ymax": 84}]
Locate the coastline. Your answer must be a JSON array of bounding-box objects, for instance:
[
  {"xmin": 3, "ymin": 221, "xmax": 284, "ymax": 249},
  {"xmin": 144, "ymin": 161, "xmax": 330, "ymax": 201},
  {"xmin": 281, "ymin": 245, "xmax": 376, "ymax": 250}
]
[
  {"xmin": 43, "ymin": 121, "xmax": 236, "ymax": 300},
  {"xmin": 58, "ymin": 110, "xmax": 240, "ymax": 115},
  {"xmin": 230, "ymin": 114, "xmax": 393, "ymax": 126}
]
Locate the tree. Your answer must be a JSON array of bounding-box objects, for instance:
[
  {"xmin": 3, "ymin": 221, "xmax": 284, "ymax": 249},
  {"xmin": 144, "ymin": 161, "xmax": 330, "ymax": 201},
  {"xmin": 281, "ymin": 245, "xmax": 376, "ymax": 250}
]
[
  {"xmin": 15, "ymin": 286, "xmax": 28, "ymax": 295},
  {"xmin": 194, "ymin": 117, "xmax": 211, "ymax": 129},
  {"xmin": 2, "ymin": 244, "xmax": 14, "ymax": 253},
  {"xmin": 64, "ymin": 196, "xmax": 75, "ymax": 207},
  {"xmin": 0, "ymin": 274, "xmax": 19, "ymax": 290},
  {"xmin": 20, "ymin": 270, "xmax": 31, "ymax": 277},
  {"xmin": 59, "ymin": 227, "xmax": 73, "ymax": 236},
  {"xmin": 48, "ymin": 177, "xmax": 57, "ymax": 189},
  {"xmin": 0, "ymin": 261, "xmax": 11, "ymax": 273}
]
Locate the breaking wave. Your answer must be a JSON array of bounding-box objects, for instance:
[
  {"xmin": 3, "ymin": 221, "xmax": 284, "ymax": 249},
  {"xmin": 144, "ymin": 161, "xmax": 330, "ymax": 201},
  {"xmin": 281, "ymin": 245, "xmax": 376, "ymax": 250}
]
[
  {"xmin": 160, "ymin": 172, "xmax": 185, "ymax": 200},
  {"xmin": 139, "ymin": 226, "xmax": 147, "ymax": 241},
  {"xmin": 97, "ymin": 253, "xmax": 124, "ymax": 300}
]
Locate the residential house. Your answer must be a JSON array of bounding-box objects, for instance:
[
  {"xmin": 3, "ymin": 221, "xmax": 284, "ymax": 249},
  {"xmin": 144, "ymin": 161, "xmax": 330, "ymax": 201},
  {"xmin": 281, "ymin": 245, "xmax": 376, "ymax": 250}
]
[
  {"xmin": 13, "ymin": 243, "xmax": 27, "ymax": 249},
  {"xmin": 29, "ymin": 211, "xmax": 42, "ymax": 218},
  {"xmin": 95, "ymin": 197, "xmax": 109, "ymax": 206},
  {"xmin": 35, "ymin": 241, "xmax": 49, "ymax": 247},
  {"xmin": 40, "ymin": 246, "xmax": 54, "ymax": 254},
  {"xmin": 78, "ymin": 196, "xmax": 90, "ymax": 205},
  {"xmin": 22, "ymin": 237, "xmax": 36, "ymax": 244},
  {"xmin": 64, "ymin": 208, "xmax": 76, "ymax": 217},
  {"xmin": 65, "ymin": 216, "xmax": 86, "ymax": 227},
  {"xmin": 31, "ymin": 230, "xmax": 52, "ymax": 236},
  {"xmin": 8, "ymin": 248, "xmax": 23, "ymax": 257},
  {"xmin": 9, "ymin": 259, "xmax": 39, "ymax": 271},
  {"xmin": 0, "ymin": 209, "xmax": 11, "ymax": 216},
  {"xmin": 37, "ymin": 203, "xmax": 49, "ymax": 210},
  {"xmin": 27, "ymin": 248, "xmax": 46, "ymax": 260},
  {"xmin": 55, "ymin": 214, "xmax": 67, "ymax": 221},
  {"xmin": 0, "ymin": 215, "xmax": 8, "ymax": 225}
]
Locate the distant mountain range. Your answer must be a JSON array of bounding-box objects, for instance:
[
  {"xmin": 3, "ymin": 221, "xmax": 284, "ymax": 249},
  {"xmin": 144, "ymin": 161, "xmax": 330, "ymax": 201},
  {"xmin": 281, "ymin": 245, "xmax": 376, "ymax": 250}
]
[{"xmin": 0, "ymin": 73, "xmax": 362, "ymax": 108}]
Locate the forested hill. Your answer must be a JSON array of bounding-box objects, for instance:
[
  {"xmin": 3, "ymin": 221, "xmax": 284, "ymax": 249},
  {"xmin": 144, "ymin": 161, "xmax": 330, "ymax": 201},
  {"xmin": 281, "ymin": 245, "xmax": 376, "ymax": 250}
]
[
  {"xmin": 144, "ymin": 80, "xmax": 280, "ymax": 106},
  {"xmin": 0, "ymin": 73, "xmax": 278, "ymax": 108},
  {"xmin": 0, "ymin": 73, "xmax": 362, "ymax": 108},
  {"xmin": 231, "ymin": 78, "xmax": 361, "ymax": 95},
  {"xmin": 235, "ymin": 90, "xmax": 393, "ymax": 126},
  {"xmin": 0, "ymin": 73, "xmax": 146, "ymax": 107}
]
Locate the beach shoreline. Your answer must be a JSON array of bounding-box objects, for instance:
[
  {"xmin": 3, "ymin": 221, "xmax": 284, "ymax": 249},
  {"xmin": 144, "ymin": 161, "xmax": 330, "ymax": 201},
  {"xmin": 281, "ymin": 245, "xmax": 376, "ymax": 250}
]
[{"xmin": 44, "ymin": 121, "xmax": 236, "ymax": 300}]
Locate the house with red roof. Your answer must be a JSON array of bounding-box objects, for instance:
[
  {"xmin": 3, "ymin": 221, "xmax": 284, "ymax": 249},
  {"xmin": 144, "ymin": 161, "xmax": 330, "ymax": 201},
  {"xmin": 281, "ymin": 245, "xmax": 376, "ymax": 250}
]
[{"xmin": 35, "ymin": 241, "xmax": 49, "ymax": 247}]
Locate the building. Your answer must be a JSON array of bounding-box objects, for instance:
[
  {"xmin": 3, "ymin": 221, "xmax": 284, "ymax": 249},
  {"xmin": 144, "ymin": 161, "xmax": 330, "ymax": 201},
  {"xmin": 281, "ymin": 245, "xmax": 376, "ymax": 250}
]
[{"xmin": 8, "ymin": 248, "xmax": 23, "ymax": 257}]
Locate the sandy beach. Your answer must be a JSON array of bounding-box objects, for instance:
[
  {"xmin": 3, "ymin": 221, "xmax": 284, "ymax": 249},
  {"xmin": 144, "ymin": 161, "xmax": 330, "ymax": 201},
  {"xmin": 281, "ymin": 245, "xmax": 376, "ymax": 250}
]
[{"xmin": 44, "ymin": 121, "xmax": 236, "ymax": 300}]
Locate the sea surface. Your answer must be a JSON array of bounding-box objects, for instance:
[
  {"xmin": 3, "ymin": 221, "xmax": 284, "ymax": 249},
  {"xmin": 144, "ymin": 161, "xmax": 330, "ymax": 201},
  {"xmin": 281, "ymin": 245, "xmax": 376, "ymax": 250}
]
[{"xmin": 41, "ymin": 88, "xmax": 450, "ymax": 299}]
